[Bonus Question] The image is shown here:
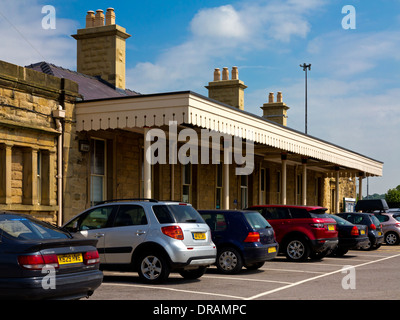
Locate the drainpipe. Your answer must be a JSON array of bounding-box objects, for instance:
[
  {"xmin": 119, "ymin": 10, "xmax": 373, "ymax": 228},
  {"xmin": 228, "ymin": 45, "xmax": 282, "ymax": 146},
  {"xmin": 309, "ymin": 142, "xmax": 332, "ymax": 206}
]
[{"xmin": 53, "ymin": 105, "xmax": 65, "ymax": 226}]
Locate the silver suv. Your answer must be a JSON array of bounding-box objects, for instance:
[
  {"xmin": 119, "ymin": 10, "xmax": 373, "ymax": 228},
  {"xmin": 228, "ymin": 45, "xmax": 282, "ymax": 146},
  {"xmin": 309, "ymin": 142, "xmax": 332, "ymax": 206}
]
[{"xmin": 63, "ymin": 199, "xmax": 216, "ymax": 283}]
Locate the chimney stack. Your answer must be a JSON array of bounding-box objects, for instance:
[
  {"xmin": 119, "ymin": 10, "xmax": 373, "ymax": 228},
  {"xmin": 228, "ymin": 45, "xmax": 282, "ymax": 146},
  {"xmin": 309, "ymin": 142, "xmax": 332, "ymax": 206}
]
[
  {"xmin": 72, "ymin": 9, "xmax": 131, "ymax": 89},
  {"xmin": 261, "ymin": 91, "xmax": 290, "ymax": 126},
  {"xmin": 205, "ymin": 66, "xmax": 247, "ymax": 110}
]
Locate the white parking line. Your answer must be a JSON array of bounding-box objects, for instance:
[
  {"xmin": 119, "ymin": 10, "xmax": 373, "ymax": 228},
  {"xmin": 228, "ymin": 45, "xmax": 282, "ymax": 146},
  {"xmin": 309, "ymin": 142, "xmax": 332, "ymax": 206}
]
[
  {"xmin": 203, "ymin": 275, "xmax": 292, "ymax": 285},
  {"xmin": 262, "ymin": 267, "xmax": 325, "ymax": 274},
  {"xmin": 101, "ymin": 282, "xmax": 245, "ymax": 300},
  {"xmin": 245, "ymin": 253, "xmax": 400, "ymax": 300}
]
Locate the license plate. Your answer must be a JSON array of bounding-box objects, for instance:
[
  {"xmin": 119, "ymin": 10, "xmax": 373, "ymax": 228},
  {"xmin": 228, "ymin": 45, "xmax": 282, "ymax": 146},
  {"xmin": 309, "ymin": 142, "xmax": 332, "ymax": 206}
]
[
  {"xmin": 378, "ymin": 231, "xmax": 382, "ymax": 236},
  {"xmin": 58, "ymin": 253, "xmax": 83, "ymax": 265},
  {"xmin": 328, "ymin": 225, "xmax": 335, "ymax": 231},
  {"xmin": 360, "ymin": 230, "xmax": 365, "ymax": 235},
  {"xmin": 268, "ymin": 247, "xmax": 277, "ymax": 253},
  {"xmin": 192, "ymin": 232, "xmax": 206, "ymax": 240}
]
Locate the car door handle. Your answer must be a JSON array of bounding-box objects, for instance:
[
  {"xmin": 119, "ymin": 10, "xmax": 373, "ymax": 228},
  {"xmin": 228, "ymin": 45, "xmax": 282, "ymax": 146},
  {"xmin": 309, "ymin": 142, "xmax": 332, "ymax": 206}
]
[
  {"xmin": 95, "ymin": 233, "xmax": 105, "ymax": 238},
  {"xmin": 136, "ymin": 230, "xmax": 146, "ymax": 236}
]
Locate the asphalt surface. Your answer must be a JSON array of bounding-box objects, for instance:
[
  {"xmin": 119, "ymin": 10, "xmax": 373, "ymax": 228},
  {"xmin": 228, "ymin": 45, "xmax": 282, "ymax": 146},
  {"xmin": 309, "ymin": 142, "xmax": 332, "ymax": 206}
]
[{"xmin": 88, "ymin": 245, "xmax": 400, "ymax": 301}]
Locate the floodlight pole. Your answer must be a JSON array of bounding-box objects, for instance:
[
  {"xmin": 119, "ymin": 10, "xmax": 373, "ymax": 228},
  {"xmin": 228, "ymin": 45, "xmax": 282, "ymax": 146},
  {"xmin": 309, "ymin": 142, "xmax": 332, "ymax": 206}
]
[{"xmin": 300, "ymin": 63, "xmax": 311, "ymax": 134}]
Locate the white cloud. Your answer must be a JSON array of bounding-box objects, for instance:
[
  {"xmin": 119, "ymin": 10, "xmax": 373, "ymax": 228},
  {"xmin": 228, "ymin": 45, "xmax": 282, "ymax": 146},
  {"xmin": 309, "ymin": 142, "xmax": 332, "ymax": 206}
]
[
  {"xmin": 190, "ymin": 5, "xmax": 248, "ymax": 40},
  {"xmin": 0, "ymin": 0, "xmax": 78, "ymax": 69},
  {"xmin": 126, "ymin": 0, "xmax": 327, "ymax": 93}
]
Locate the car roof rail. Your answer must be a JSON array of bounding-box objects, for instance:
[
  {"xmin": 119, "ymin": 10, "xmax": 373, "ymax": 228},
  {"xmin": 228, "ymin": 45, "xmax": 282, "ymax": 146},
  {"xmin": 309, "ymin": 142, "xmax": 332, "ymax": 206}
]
[{"xmin": 96, "ymin": 198, "xmax": 159, "ymax": 205}]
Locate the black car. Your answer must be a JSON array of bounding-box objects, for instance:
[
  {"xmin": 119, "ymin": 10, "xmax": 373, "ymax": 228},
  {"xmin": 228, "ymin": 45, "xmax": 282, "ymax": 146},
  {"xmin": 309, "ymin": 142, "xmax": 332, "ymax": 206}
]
[
  {"xmin": 330, "ymin": 214, "xmax": 369, "ymax": 256},
  {"xmin": 0, "ymin": 212, "xmax": 103, "ymax": 300},
  {"xmin": 336, "ymin": 212, "xmax": 384, "ymax": 250},
  {"xmin": 198, "ymin": 210, "xmax": 278, "ymax": 274}
]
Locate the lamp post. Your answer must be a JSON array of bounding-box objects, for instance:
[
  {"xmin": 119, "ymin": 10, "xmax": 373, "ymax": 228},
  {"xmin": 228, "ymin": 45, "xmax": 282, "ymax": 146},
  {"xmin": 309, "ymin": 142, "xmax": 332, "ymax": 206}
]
[{"xmin": 300, "ymin": 63, "xmax": 311, "ymax": 134}]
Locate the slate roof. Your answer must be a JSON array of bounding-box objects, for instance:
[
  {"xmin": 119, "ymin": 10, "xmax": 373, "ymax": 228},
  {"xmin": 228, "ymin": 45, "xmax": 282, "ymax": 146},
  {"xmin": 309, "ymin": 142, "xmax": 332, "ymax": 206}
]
[{"xmin": 25, "ymin": 62, "xmax": 140, "ymax": 101}]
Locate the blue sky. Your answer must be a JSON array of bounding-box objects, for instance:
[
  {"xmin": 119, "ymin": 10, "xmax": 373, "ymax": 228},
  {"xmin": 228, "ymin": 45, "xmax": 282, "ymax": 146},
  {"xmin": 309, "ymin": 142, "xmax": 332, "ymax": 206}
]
[{"xmin": 1, "ymin": 0, "xmax": 399, "ymax": 195}]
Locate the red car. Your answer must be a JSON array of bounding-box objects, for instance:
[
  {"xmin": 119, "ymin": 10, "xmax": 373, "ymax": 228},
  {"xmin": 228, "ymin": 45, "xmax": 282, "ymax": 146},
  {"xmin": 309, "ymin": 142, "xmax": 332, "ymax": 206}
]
[{"xmin": 246, "ymin": 205, "xmax": 338, "ymax": 261}]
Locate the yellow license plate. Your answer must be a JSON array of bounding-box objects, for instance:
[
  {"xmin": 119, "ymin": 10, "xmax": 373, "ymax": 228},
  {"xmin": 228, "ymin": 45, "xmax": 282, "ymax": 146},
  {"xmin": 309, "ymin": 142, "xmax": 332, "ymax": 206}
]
[
  {"xmin": 360, "ymin": 230, "xmax": 365, "ymax": 235},
  {"xmin": 268, "ymin": 247, "xmax": 277, "ymax": 253},
  {"xmin": 193, "ymin": 232, "xmax": 206, "ymax": 240},
  {"xmin": 378, "ymin": 231, "xmax": 382, "ymax": 236},
  {"xmin": 58, "ymin": 253, "xmax": 83, "ymax": 265},
  {"xmin": 328, "ymin": 225, "xmax": 335, "ymax": 231}
]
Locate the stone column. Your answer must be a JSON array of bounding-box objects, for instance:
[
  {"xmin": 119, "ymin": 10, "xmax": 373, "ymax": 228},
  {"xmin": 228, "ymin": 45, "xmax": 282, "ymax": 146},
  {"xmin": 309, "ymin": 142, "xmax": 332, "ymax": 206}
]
[
  {"xmin": 281, "ymin": 153, "xmax": 287, "ymax": 205},
  {"xmin": 0, "ymin": 144, "xmax": 12, "ymax": 204}
]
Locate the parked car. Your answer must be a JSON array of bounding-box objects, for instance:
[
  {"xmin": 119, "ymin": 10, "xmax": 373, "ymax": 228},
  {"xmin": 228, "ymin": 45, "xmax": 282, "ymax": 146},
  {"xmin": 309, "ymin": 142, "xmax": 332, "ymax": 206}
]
[
  {"xmin": 0, "ymin": 212, "xmax": 103, "ymax": 300},
  {"xmin": 336, "ymin": 212, "xmax": 384, "ymax": 250},
  {"xmin": 198, "ymin": 209, "xmax": 278, "ymax": 274},
  {"xmin": 330, "ymin": 214, "xmax": 369, "ymax": 256},
  {"xmin": 63, "ymin": 199, "xmax": 216, "ymax": 284},
  {"xmin": 374, "ymin": 212, "xmax": 400, "ymax": 245},
  {"xmin": 355, "ymin": 199, "xmax": 389, "ymax": 213},
  {"xmin": 246, "ymin": 205, "xmax": 338, "ymax": 261}
]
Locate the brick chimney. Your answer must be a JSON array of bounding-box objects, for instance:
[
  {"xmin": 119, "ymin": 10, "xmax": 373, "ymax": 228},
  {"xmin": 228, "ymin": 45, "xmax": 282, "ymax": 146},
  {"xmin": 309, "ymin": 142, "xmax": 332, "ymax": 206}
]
[
  {"xmin": 72, "ymin": 8, "xmax": 131, "ymax": 89},
  {"xmin": 205, "ymin": 67, "xmax": 247, "ymax": 110},
  {"xmin": 261, "ymin": 92, "xmax": 290, "ymax": 126}
]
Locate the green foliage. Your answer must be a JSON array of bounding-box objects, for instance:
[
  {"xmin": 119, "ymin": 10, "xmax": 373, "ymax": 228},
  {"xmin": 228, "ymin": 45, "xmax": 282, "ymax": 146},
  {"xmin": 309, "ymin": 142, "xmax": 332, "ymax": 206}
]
[{"xmin": 385, "ymin": 185, "xmax": 400, "ymax": 203}]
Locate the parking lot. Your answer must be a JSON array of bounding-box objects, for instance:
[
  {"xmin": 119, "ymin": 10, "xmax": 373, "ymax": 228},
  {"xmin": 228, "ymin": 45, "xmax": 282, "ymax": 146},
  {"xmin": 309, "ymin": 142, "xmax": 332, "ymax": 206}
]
[{"xmin": 89, "ymin": 245, "xmax": 400, "ymax": 301}]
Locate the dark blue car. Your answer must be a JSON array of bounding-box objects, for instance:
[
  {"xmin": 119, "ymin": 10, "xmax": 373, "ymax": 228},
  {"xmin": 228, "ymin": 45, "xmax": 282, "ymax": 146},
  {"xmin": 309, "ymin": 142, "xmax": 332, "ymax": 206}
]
[
  {"xmin": 0, "ymin": 212, "xmax": 103, "ymax": 300},
  {"xmin": 198, "ymin": 210, "xmax": 278, "ymax": 274}
]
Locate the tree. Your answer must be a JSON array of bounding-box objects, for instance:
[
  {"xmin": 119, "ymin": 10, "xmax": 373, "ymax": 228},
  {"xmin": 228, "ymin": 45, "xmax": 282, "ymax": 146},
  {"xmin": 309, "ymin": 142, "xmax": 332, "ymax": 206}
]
[{"xmin": 385, "ymin": 185, "xmax": 400, "ymax": 203}]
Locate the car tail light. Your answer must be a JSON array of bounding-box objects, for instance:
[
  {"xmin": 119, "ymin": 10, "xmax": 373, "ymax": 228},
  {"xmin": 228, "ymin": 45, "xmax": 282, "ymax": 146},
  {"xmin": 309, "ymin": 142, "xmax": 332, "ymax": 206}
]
[
  {"xmin": 244, "ymin": 232, "xmax": 260, "ymax": 242},
  {"xmin": 18, "ymin": 254, "xmax": 59, "ymax": 270},
  {"xmin": 83, "ymin": 250, "xmax": 100, "ymax": 265},
  {"xmin": 351, "ymin": 226, "xmax": 359, "ymax": 236},
  {"xmin": 162, "ymin": 226, "xmax": 184, "ymax": 240},
  {"xmin": 370, "ymin": 224, "xmax": 376, "ymax": 230}
]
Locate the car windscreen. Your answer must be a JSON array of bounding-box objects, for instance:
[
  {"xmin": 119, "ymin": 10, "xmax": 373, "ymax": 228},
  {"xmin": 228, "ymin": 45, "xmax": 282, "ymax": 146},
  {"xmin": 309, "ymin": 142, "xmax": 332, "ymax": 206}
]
[
  {"xmin": 244, "ymin": 211, "xmax": 271, "ymax": 229},
  {"xmin": 0, "ymin": 215, "xmax": 70, "ymax": 240},
  {"xmin": 152, "ymin": 205, "xmax": 205, "ymax": 224}
]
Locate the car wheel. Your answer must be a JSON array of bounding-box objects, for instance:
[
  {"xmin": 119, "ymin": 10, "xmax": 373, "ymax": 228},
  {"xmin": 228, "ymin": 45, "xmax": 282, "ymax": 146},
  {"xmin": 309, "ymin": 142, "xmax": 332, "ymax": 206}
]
[
  {"xmin": 138, "ymin": 253, "xmax": 170, "ymax": 284},
  {"xmin": 385, "ymin": 232, "xmax": 400, "ymax": 245},
  {"xmin": 285, "ymin": 238, "xmax": 310, "ymax": 262},
  {"xmin": 217, "ymin": 247, "xmax": 243, "ymax": 274},
  {"xmin": 179, "ymin": 266, "xmax": 207, "ymax": 280}
]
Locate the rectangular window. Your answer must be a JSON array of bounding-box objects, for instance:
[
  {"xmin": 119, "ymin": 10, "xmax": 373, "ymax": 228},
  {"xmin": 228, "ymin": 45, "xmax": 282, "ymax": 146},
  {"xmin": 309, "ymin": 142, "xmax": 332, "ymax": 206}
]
[
  {"xmin": 90, "ymin": 139, "xmax": 106, "ymax": 206},
  {"xmin": 182, "ymin": 164, "xmax": 191, "ymax": 203}
]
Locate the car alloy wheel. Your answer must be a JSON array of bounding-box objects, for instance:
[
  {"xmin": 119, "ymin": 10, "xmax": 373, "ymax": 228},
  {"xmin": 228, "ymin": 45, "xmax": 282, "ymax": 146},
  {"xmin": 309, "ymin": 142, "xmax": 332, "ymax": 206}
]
[
  {"xmin": 138, "ymin": 253, "xmax": 170, "ymax": 283},
  {"xmin": 385, "ymin": 232, "xmax": 399, "ymax": 245},
  {"xmin": 286, "ymin": 239, "xmax": 309, "ymax": 261}
]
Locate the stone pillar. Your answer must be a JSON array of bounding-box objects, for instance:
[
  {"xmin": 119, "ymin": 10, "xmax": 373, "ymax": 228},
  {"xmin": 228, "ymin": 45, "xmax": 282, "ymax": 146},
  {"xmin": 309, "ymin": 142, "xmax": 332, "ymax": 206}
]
[
  {"xmin": 281, "ymin": 153, "xmax": 287, "ymax": 205},
  {"xmin": 302, "ymin": 160, "xmax": 307, "ymax": 206},
  {"xmin": 335, "ymin": 170, "xmax": 340, "ymax": 213},
  {"xmin": 0, "ymin": 144, "xmax": 12, "ymax": 204}
]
